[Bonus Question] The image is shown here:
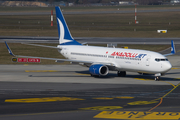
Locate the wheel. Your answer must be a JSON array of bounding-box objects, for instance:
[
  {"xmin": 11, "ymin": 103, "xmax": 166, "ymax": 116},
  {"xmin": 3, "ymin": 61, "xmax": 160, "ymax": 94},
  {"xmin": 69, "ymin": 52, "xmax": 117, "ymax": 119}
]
[
  {"xmin": 155, "ymin": 76, "xmax": 160, "ymax": 81},
  {"xmin": 117, "ymin": 71, "xmax": 126, "ymax": 77},
  {"xmin": 90, "ymin": 74, "xmax": 100, "ymax": 78}
]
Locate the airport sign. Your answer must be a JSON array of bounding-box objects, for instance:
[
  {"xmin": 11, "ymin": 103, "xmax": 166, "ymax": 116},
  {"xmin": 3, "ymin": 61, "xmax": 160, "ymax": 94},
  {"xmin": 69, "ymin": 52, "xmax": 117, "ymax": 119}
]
[{"xmin": 28, "ymin": 58, "xmax": 41, "ymax": 63}]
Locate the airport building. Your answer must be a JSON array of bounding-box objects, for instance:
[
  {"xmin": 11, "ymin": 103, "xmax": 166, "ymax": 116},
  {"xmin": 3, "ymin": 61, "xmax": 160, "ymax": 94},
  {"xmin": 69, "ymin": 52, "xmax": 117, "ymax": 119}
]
[{"xmin": 170, "ymin": 0, "xmax": 180, "ymax": 4}]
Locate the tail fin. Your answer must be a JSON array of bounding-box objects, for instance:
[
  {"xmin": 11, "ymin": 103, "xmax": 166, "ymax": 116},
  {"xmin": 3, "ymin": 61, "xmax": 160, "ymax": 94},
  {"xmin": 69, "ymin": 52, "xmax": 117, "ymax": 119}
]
[
  {"xmin": 171, "ymin": 40, "xmax": 176, "ymax": 54},
  {"xmin": 55, "ymin": 6, "xmax": 81, "ymax": 45},
  {"xmin": 164, "ymin": 40, "xmax": 176, "ymax": 56}
]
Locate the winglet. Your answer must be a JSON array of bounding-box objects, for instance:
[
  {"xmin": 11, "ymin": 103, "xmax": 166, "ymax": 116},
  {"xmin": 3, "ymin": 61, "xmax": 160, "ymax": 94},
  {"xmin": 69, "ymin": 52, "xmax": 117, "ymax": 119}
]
[
  {"xmin": 171, "ymin": 40, "xmax": 176, "ymax": 54},
  {"xmin": 5, "ymin": 42, "xmax": 15, "ymax": 56}
]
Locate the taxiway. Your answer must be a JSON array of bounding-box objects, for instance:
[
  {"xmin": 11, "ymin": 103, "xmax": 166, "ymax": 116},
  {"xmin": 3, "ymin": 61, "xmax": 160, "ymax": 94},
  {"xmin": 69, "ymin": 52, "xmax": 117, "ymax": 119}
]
[{"xmin": 0, "ymin": 57, "xmax": 180, "ymax": 120}]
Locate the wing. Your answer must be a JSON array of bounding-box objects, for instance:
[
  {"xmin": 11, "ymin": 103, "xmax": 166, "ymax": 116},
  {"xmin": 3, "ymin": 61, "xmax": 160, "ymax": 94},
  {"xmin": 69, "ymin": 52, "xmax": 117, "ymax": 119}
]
[
  {"xmin": 5, "ymin": 42, "xmax": 116, "ymax": 69},
  {"xmin": 164, "ymin": 40, "xmax": 176, "ymax": 56},
  {"xmin": 5, "ymin": 41, "xmax": 91, "ymax": 62},
  {"xmin": 21, "ymin": 43, "xmax": 59, "ymax": 49}
]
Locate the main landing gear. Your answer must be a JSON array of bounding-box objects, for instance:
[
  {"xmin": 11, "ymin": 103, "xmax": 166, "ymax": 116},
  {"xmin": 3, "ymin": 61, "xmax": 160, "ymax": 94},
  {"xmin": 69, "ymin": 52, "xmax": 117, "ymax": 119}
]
[
  {"xmin": 117, "ymin": 71, "xmax": 161, "ymax": 81},
  {"xmin": 117, "ymin": 71, "xmax": 126, "ymax": 77},
  {"xmin": 90, "ymin": 74, "xmax": 100, "ymax": 77}
]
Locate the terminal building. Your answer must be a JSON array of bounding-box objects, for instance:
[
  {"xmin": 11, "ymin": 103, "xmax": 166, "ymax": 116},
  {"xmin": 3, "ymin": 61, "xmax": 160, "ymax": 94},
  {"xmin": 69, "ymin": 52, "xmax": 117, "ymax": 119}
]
[{"xmin": 170, "ymin": 0, "xmax": 180, "ymax": 4}]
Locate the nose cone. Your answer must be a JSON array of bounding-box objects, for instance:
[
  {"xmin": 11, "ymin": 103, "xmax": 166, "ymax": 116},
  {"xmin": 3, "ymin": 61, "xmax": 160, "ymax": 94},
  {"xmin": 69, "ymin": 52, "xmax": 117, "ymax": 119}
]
[{"xmin": 164, "ymin": 62, "xmax": 172, "ymax": 72}]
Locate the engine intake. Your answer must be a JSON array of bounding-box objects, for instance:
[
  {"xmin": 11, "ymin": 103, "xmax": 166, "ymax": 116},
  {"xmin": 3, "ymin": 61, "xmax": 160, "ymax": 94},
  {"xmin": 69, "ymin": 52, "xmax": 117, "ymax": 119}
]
[{"xmin": 89, "ymin": 64, "xmax": 109, "ymax": 76}]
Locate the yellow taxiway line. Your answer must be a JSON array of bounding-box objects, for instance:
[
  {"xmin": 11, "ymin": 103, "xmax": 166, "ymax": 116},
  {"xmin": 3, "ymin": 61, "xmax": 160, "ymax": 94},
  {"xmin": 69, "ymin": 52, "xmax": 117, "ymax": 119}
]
[
  {"xmin": 5, "ymin": 97, "xmax": 84, "ymax": 103},
  {"xmin": 25, "ymin": 70, "xmax": 59, "ymax": 72}
]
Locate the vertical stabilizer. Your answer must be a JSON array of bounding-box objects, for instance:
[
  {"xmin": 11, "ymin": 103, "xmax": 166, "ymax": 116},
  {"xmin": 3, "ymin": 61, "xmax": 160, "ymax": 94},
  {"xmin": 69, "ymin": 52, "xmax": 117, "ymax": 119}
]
[
  {"xmin": 163, "ymin": 40, "xmax": 176, "ymax": 56},
  {"xmin": 171, "ymin": 40, "xmax": 176, "ymax": 54},
  {"xmin": 55, "ymin": 6, "xmax": 81, "ymax": 45}
]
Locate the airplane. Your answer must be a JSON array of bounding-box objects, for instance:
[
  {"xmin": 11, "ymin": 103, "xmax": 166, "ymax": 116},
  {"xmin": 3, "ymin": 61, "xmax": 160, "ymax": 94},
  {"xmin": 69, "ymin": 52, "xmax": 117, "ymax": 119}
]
[{"xmin": 5, "ymin": 6, "xmax": 176, "ymax": 81}]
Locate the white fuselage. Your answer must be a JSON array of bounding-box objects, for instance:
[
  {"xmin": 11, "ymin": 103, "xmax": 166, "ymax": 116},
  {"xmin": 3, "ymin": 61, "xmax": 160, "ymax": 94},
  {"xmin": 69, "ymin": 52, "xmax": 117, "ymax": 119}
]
[{"xmin": 58, "ymin": 45, "xmax": 172, "ymax": 74}]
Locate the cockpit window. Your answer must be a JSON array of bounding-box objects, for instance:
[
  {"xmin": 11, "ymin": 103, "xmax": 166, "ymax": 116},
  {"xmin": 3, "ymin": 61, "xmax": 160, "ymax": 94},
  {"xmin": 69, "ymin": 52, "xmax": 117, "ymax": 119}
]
[{"xmin": 155, "ymin": 58, "xmax": 168, "ymax": 62}]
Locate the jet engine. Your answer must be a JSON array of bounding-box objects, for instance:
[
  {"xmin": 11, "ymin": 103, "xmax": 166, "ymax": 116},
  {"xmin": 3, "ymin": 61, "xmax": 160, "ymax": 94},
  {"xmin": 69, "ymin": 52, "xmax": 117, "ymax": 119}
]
[{"xmin": 89, "ymin": 64, "xmax": 109, "ymax": 76}]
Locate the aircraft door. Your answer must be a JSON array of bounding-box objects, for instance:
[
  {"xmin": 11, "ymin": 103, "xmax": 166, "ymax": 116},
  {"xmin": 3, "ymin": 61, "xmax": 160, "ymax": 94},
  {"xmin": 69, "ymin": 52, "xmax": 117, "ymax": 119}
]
[
  {"xmin": 63, "ymin": 48, "xmax": 69, "ymax": 59},
  {"xmin": 146, "ymin": 55, "xmax": 151, "ymax": 66}
]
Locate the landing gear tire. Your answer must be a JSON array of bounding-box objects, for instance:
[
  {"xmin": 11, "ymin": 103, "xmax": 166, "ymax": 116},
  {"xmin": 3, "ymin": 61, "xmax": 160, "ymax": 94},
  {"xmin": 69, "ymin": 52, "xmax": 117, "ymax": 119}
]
[
  {"xmin": 90, "ymin": 74, "xmax": 100, "ymax": 78},
  {"xmin": 117, "ymin": 71, "xmax": 126, "ymax": 77},
  {"xmin": 155, "ymin": 76, "xmax": 160, "ymax": 81}
]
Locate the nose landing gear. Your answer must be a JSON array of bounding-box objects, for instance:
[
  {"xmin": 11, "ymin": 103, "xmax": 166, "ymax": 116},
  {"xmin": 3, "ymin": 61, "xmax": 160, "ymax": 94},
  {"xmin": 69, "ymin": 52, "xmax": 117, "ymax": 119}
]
[
  {"xmin": 155, "ymin": 76, "xmax": 160, "ymax": 81},
  {"xmin": 155, "ymin": 73, "xmax": 161, "ymax": 81}
]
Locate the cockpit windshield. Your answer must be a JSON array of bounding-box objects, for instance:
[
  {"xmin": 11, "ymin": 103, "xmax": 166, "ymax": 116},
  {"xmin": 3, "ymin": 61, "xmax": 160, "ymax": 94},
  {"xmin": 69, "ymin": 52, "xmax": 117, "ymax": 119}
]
[{"xmin": 155, "ymin": 58, "xmax": 168, "ymax": 62}]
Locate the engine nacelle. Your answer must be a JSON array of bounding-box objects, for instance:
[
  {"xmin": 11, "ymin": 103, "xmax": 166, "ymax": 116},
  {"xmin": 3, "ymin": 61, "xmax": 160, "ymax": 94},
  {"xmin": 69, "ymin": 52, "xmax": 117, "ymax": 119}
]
[{"xmin": 89, "ymin": 64, "xmax": 109, "ymax": 76}]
